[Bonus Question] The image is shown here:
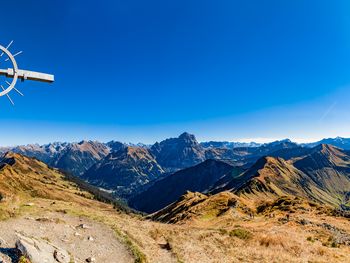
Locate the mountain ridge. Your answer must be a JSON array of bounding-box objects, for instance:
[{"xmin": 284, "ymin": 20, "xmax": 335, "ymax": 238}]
[
  {"xmin": 129, "ymin": 159, "xmax": 241, "ymax": 213},
  {"xmin": 84, "ymin": 146, "xmax": 165, "ymax": 197}
]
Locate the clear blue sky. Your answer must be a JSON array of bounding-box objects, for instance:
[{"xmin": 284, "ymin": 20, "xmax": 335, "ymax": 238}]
[{"xmin": 1, "ymin": 0, "xmax": 350, "ymax": 145}]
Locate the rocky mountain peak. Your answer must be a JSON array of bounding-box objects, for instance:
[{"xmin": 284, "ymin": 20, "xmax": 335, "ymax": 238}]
[
  {"xmin": 150, "ymin": 133, "xmax": 205, "ymax": 171},
  {"xmin": 178, "ymin": 132, "xmax": 197, "ymax": 142},
  {"xmin": 106, "ymin": 141, "xmax": 125, "ymax": 152}
]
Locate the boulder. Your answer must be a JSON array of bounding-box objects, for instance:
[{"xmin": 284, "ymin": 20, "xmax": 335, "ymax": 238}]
[{"xmin": 15, "ymin": 233, "xmax": 71, "ymax": 263}]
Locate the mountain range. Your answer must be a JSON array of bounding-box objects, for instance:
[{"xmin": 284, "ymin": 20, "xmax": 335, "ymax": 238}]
[
  {"xmin": 0, "ymin": 134, "xmax": 305, "ymax": 196},
  {"xmin": 0, "ymin": 141, "xmax": 110, "ymax": 176},
  {"xmin": 130, "ymin": 144, "xmax": 350, "ymax": 213},
  {"xmin": 3, "ymin": 133, "xmax": 350, "ymax": 262},
  {"xmin": 1, "ymin": 133, "xmax": 349, "ymax": 177},
  {"xmin": 3, "ymin": 142, "xmax": 349, "ymax": 262},
  {"xmin": 2, "ymin": 133, "xmax": 350, "ymax": 211}
]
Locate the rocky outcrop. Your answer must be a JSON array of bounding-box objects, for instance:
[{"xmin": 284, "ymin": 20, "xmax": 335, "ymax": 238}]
[{"xmin": 16, "ymin": 234, "xmax": 70, "ymax": 263}]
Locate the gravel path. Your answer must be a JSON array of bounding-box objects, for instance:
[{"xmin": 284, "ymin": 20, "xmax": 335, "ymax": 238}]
[{"xmin": 0, "ymin": 212, "xmax": 134, "ymax": 263}]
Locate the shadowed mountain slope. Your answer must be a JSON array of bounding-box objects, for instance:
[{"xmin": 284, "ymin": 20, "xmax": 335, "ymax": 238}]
[
  {"xmin": 129, "ymin": 159, "xmax": 242, "ymax": 213},
  {"xmin": 84, "ymin": 146, "xmax": 165, "ymax": 197},
  {"xmin": 269, "ymin": 145, "xmax": 312, "ymax": 160}
]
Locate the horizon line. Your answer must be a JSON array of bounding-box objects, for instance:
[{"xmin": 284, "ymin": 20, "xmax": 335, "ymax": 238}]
[{"xmin": 0, "ymin": 134, "xmax": 347, "ymax": 148}]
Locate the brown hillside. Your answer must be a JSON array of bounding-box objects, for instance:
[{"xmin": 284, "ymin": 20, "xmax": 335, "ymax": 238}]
[
  {"xmin": 223, "ymin": 154, "xmax": 350, "ymax": 208},
  {"xmin": 150, "ymin": 191, "xmax": 252, "ymax": 224},
  {"xmin": 0, "ymin": 152, "xmax": 95, "ymax": 208}
]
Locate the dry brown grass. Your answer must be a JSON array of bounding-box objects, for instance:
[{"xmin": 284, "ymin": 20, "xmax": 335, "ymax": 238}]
[
  {"xmin": 2, "ymin": 154, "xmax": 350, "ymax": 262},
  {"xmin": 4, "ymin": 187, "xmax": 350, "ymax": 263},
  {"xmin": 146, "ymin": 191, "xmax": 350, "ymax": 262}
]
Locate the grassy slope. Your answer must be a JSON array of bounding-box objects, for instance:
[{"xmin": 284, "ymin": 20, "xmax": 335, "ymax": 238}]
[
  {"xmin": 0, "ymin": 153, "xmax": 147, "ymax": 262},
  {"xmin": 2, "ymin": 152, "xmax": 350, "ymax": 262},
  {"xmin": 151, "ymin": 191, "xmax": 350, "ymax": 262},
  {"xmin": 224, "ymin": 152, "xmax": 350, "ymax": 208}
]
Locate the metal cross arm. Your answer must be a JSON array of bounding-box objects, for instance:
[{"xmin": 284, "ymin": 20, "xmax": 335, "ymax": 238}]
[
  {"xmin": 0, "ymin": 68, "xmax": 54, "ymax": 83},
  {"xmin": 0, "ymin": 41, "xmax": 54, "ymax": 105}
]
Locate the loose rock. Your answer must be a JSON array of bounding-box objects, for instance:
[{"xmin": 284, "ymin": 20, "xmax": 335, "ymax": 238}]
[{"xmin": 16, "ymin": 233, "xmax": 71, "ymax": 263}]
